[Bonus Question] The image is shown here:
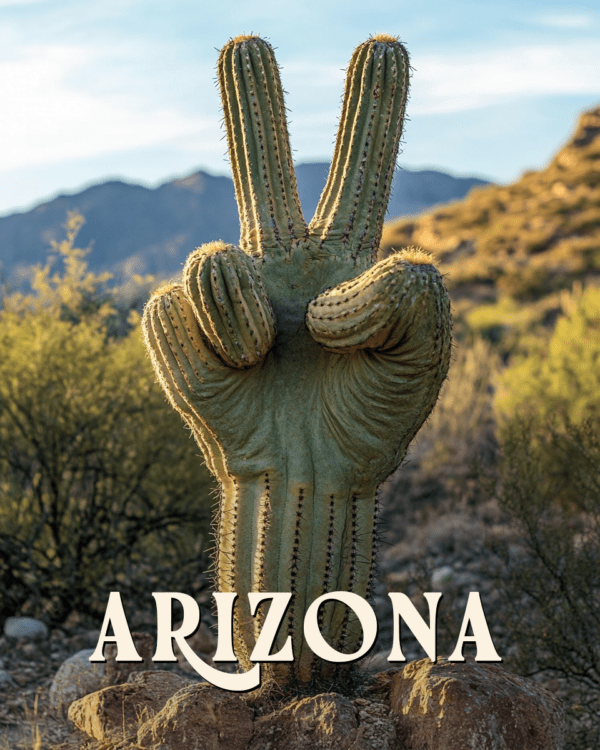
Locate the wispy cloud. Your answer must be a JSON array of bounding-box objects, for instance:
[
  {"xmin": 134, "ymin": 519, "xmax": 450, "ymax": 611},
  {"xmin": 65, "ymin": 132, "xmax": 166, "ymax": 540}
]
[
  {"xmin": 537, "ymin": 12, "xmax": 596, "ymax": 30},
  {"xmin": 409, "ymin": 40, "xmax": 600, "ymax": 114},
  {"xmin": 0, "ymin": 43, "xmax": 213, "ymax": 172}
]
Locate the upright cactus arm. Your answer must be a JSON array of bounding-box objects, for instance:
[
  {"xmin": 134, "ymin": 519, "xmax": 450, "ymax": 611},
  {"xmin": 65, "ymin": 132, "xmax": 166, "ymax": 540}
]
[
  {"xmin": 309, "ymin": 35, "xmax": 409, "ymax": 264},
  {"xmin": 218, "ymin": 35, "xmax": 307, "ymax": 257},
  {"xmin": 142, "ymin": 34, "xmax": 452, "ymax": 693}
]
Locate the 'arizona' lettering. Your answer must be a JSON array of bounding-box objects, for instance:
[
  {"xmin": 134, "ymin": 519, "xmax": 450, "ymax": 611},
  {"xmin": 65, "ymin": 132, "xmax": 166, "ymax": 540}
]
[{"xmin": 90, "ymin": 591, "xmax": 501, "ymax": 691}]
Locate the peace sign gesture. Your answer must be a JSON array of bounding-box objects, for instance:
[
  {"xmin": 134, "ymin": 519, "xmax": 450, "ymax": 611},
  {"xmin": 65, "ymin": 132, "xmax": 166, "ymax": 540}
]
[{"xmin": 142, "ymin": 34, "xmax": 451, "ymax": 691}]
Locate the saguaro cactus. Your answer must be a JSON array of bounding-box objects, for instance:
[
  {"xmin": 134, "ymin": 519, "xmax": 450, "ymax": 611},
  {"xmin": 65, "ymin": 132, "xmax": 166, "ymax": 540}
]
[{"xmin": 142, "ymin": 34, "xmax": 451, "ymax": 691}]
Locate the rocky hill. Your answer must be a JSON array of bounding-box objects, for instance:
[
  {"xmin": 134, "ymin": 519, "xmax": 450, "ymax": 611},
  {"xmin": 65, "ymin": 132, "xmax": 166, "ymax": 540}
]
[
  {"xmin": 381, "ymin": 105, "xmax": 600, "ymax": 340},
  {"xmin": 0, "ymin": 164, "xmax": 487, "ymax": 285}
]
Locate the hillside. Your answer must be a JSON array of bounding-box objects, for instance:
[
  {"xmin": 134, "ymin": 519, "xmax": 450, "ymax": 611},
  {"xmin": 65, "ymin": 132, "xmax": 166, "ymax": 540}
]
[
  {"xmin": 0, "ymin": 164, "xmax": 487, "ymax": 285},
  {"xmin": 381, "ymin": 105, "xmax": 600, "ymax": 341}
]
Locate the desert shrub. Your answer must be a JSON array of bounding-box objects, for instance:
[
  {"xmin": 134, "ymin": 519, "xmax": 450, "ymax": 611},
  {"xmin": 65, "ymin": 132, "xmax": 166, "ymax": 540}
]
[
  {"xmin": 0, "ymin": 213, "xmax": 216, "ymax": 627},
  {"xmin": 495, "ymin": 283, "xmax": 600, "ymax": 426},
  {"xmin": 491, "ymin": 283, "xmax": 600, "ymax": 746},
  {"xmin": 496, "ymin": 417, "xmax": 600, "ymax": 750}
]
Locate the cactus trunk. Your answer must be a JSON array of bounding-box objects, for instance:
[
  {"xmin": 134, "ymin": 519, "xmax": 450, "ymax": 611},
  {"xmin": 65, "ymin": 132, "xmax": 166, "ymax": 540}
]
[{"xmin": 215, "ymin": 473, "xmax": 379, "ymax": 687}]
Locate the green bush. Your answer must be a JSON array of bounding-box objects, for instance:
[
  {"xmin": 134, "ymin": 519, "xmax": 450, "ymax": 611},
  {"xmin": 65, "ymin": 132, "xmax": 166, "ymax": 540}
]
[
  {"xmin": 491, "ymin": 284, "xmax": 600, "ymax": 747},
  {"xmin": 0, "ymin": 213, "xmax": 216, "ymax": 627},
  {"xmin": 495, "ymin": 284, "xmax": 600, "ymax": 425},
  {"xmin": 496, "ymin": 417, "xmax": 600, "ymax": 750}
]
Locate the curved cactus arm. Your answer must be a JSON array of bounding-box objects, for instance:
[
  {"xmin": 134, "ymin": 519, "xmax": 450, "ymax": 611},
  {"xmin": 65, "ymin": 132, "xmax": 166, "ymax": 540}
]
[
  {"xmin": 182, "ymin": 241, "xmax": 276, "ymax": 368},
  {"xmin": 218, "ymin": 36, "xmax": 307, "ymax": 257},
  {"xmin": 142, "ymin": 286, "xmax": 229, "ymax": 403},
  {"xmin": 306, "ymin": 250, "xmax": 441, "ymax": 354},
  {"xmin": 308, "ymin": 35, "xmax": 410, "ymax": 265}
]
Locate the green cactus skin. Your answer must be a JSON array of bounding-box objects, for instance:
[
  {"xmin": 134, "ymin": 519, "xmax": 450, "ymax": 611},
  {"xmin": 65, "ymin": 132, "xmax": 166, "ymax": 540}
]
[{"xmin": 142, "ymin": 34, "xmax": 452, "ymax": 691}]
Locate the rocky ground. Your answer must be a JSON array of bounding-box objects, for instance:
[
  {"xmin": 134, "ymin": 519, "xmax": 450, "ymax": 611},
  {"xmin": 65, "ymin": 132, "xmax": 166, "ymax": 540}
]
[
  {"xmin": 0, "ymin": 626, "xmax": 98, "ymax": 749},
  {"xmin": 0, "ymin": 477, "xmax": 538, "ymax": 750}
]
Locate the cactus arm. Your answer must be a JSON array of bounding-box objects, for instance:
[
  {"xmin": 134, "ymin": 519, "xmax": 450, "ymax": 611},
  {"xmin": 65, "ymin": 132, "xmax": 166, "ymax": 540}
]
[
  {"xmin": 306, "ymin": 251, "xmax": 446, "ymax": 353},
  {"xmin": 182, "ymin": 241, "xmax": 276, "ymax": 368},
  {"xmin": 218, "ymin": 36, "xmax": 307, "ymax": 257},
  {"xmin": 308, "ymin": 36, "xmax": 410, "ymax": 265}
]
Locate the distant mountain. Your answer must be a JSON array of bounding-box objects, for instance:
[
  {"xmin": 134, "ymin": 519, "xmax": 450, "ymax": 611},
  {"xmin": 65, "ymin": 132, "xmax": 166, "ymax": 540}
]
[{"xmin": 0, "ymin": 164, "xmax": 488, "ymax": 284}]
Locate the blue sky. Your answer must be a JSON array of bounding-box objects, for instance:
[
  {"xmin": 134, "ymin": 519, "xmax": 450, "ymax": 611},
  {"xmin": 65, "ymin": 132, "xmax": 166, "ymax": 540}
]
[{"xmin": 1, "ymin": 0, "xmax": 599, "ymax": 216}]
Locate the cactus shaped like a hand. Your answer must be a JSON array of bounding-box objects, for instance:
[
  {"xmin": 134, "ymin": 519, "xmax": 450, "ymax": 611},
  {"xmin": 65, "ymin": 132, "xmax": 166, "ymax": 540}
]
[{"xmin": 142, "ymin": 34, "xmax": 451, "ymax": 691}]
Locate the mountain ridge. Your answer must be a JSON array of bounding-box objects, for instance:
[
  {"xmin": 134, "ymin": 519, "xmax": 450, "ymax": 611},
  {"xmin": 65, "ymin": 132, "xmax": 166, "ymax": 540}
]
[{"xmin": 0, "ymin": 164, "xmax": 488, "ymax": 284}]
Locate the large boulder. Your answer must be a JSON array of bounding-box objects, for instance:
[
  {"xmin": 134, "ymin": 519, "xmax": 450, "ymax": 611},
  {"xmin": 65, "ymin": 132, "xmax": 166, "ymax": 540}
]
[
  {"xmin": 3, "ymin": 616, "xmax": 48, "ymax": 641},
  {"xmin": 68, "ymin": 670, "xmax": 193, "ymax": 742},
  {"xmin": 50, "ymin": 631, "xmax": 155, "ymax": 716},
  {"xmin": 389, "ymin": 657, "xmax": 565, "ymax": 750},
  {"xmin": 63, "ymin": 659, "xmax": 565, "ymax": 750},
  {"xmin": 252, "ymin": 693, "xmax": 398, "ymax": 750},
  {"xmin": 137, "ymin": 682, "xmax": 254, "ymax": 750},
  {"xmin": 49, "ymin": 648, "xmax": 107, "ymax": 716}
]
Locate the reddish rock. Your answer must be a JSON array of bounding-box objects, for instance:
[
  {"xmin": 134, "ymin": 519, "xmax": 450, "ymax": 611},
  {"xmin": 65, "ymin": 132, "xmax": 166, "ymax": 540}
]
[{"xmin": 389, "ymin": 657, "xmax": 565, "ymax": 750}]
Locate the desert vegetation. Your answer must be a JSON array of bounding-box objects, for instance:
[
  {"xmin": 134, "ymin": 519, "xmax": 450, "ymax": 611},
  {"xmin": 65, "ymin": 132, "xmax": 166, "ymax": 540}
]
[
  {"xmin": 0, "ymin": 212, "xmax": 216, "ymax": 630},
  {"xmin": 376, "ymin": 105, "xmax": 600, "ymax": 750}
]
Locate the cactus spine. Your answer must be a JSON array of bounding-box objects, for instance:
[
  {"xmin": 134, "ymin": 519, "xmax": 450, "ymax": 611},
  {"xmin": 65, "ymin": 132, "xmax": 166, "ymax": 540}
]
[{"xmin": 142, "ymin": 34, "xmax": 452, "ymax": 692}]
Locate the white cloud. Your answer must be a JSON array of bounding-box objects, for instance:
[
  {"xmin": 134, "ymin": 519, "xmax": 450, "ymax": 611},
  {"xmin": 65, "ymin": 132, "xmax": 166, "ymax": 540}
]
[
  {"xmin": 408, "ymin": 40, "xmax": 600, "ymax": 114},
  {"xmin": 0, "ymin": 43, "xmax": 214, "ymax": 173},
  {"xmin": 2, "ymin": 32, "xmax": 600, "ymax": 181},
  {"xmin": 537, "ymin": 12, "xmax": 596, "ymax": 29}
]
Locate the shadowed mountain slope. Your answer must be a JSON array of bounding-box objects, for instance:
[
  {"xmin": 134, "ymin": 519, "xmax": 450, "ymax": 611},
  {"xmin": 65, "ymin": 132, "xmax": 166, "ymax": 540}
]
[{"xmin": 380, "ymin": 105, "xmax": 600, "ymax": 338}]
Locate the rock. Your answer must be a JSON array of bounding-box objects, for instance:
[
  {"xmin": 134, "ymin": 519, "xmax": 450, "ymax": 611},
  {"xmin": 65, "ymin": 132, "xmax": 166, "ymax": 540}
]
[
  {"xmin": 351, "ymin": 697, "xmax": 397, "ymax": 750},
  {"xmin": 0, "ymin": 669, "xmax": 16, "ymax": 687},
  {"xmin": 49, "ymin": 648, "xmax": 107, "ymax": 716},
  {"xmin": 3, "ymin": 616, "xmax": 48, "ymax": 641},
  {"xmin": 127, "ymin": 670, "xmax": 192, "ymax": 695},
  {"xmin": 49, "ymin": 632, "xmax": 155, "ymax": 716},
  {"xmin": 137, "ymin": 682, "xmax": 254, "ymax": 750},
  {"xmin": 105, "ymin": 631, "xmax": 155, "ymax": 684},
  {"xmin": 251, "ymin": 693, "xmax": 359, "ymax": 750},
  {"xmin": 430, "ymin": 565, "xmax": 454, "ymax": 588},
  {"xmin": 389, "ymin": 657, "xmax": 565, "ymax": 750},
  {"xmin": 68, "ymin": 670, "xmax": 193, "ymax": 742}
]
